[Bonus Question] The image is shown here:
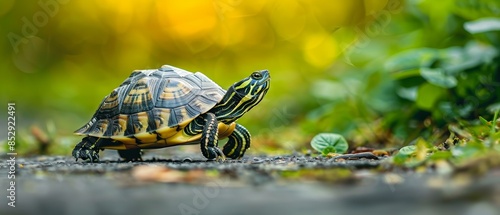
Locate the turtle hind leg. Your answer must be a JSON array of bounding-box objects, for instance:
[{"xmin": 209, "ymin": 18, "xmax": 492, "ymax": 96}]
[
  {"xmin": 117, "ymin": 149, "xmax": 143, "ymax": 162},
  {"xmin": 72, "ymin": 136, "xmax": 100, "ymax": 162},
  {"xmin": 223, "ymin": 124, "xmax": 250, "ymax": 159}
]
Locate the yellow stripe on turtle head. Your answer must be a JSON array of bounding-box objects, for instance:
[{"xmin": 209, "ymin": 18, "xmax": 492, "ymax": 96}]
[{"xmin": 234, "ymin": 78, "xmax": 252, "ymax": 90}]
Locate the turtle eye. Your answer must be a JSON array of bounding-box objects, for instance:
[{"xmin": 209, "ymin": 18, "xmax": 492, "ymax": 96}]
[{"xmin": 251, "ymin": 72, "xmax": 263, "ymax": 80}]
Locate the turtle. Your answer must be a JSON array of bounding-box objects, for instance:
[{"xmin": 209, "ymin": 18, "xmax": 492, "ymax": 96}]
[{"xmin": 72, "ymin": 65, "xmax": 270, "ymax": 162}]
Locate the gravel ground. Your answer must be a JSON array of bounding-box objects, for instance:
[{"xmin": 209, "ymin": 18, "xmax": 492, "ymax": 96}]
[{"xmin": 1, "ymin": 153, "xmax": 499, "ymax": 215}]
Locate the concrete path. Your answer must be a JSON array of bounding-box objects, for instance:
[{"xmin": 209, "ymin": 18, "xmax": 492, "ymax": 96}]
[{"xmin": 1, "ymin": 154, "xmax": 499, "ymax": 215}]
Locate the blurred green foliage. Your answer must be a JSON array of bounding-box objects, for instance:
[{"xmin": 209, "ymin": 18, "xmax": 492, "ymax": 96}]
[
  {"xmin": 295, "ymin": 0, "xmax": 500, "ymax": 151},
  {"xmin": 0, "ymin": 0, "xmax": 499, "ymax": 156},
  {"xmin": 393, "ymin": 110, "xmax": 499, "ymax": 169}
]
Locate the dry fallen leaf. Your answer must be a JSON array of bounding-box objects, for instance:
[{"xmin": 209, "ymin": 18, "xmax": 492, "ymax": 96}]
[
  {"xmin": 384, "ymin": 173, "xmax": 404, "ymax": 185},
  {"xmin": 372, "ymin": 150, "xmax": 389, "ymax": 157},
  {"xmin": 132, "ymin": 165, "xmax": 206, "ymax": 183},
  {"xmin": 351, "ymin": 147, "xmax": 375, "ymax": 154},
  {"xmin": 31, "ymin": 125, "xmax": 50, "ymax": 144},
  {"xmin": 325, "ymin": 153, "xmax": 341, "ymax": 158}
]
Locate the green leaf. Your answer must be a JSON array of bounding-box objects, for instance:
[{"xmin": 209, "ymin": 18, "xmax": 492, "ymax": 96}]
[
  {"xmin": 429, "ymin": 151, "xmax": 453, "ymax": 160},
  {"xmin": 391, "ymin": 69, "xmax": 421, "ymax": 81},
  {"xmin": 491, "ymin": 110, "xmax": 499, "ymax": 143},
  {"xmin": 487, "ymin": 102, "xmax": 500, "ymax": 113},
  {"xmin": 464, "ymin": 17, "xmax": 500, "ymax": 34},
  {"xmin": 416, "ymin": 83, "xmax": 446, "ymax": 110},
  {"xmin": 393, "ymin": 140, "xmax": 433, "ymax": 167},
  {"xmin": 393, "ymin": 145, "xmax": 417, "ymax": 166},
  {"xmin": 420, "ymin": 68, "xmax": 457, "ymax": 88},
  {"xmin": 438, "ymin": 46, "xmax": 478, "ymax": 73},
  {"xmin": 451, "ymin": 143, "xmax": 485, "ymax": 160},
  {"xmin": 384, "ymin": 48, "xmax": 439, "ymax": 72},
  {"xmin": 465, "ymin": 41, "xmax": 498, "ymax": 61},
  {"xmin": 396, "ymin": 87, "xmax": 418, "ymax": 101},
  {"xmin": 479, "ymin": 116, "xmax": 489, "ymax": 126},
  {"xmin": 310, "ymin": 133, "xmax": 349, "ymax": 155},
  {"xmin": 453, "ymin": 0, "xmax": 500, "ymax": 20},
  {"xmin": 417, "ymin": 0, "xmax": 454, "ymax": 31},
  {"xmin": 322, "ymin": 146, "xmax": 337, "ymax": 154},
  {"xmin": 398, "ymin": 145, "xmax": 417, "ymax": 156}
]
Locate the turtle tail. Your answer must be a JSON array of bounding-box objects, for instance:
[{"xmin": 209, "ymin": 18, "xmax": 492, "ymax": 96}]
[{"xmin": 72, "ymin": 136, "xmax": 100, "ymax": 162}]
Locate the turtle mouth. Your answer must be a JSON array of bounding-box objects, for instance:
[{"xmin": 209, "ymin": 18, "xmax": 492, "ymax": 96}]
[
  {"xmin": 255, "ymin": 70, "xmax": 271, "ymax": 88},
  {"xmin": 259, "ymin": 70, "xmax": 271, "ymax": 81},
  {"xmin": 262, "ymin": 76, "xmax": 271, "ymax": 83}
]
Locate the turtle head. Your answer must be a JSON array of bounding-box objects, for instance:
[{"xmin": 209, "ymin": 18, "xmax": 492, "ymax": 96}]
[
  {"xmin": 213, "ymin": 70, "xmax": 270, "ymax": 123},
  {"xmin": 232, "ymin": 70, "xmax": 270, "ymax": 99}
]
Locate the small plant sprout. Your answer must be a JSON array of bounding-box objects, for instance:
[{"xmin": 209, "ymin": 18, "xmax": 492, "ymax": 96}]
[{"xmin": 310, "ymin": 133, "xmax": 349, "ymax": 155}]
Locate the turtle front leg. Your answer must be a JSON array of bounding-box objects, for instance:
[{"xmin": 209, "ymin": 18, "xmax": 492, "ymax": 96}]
[
  {"xmin": 195, "ymin": 113, "xmax": 225, "ymax": 160},
  {"xmin": 72, "ymin": 136, "xmax": 100, "ymax": 162},
  {"xmin": 223, "ymin": 124, "xmax": 250, "ymax": 159}
]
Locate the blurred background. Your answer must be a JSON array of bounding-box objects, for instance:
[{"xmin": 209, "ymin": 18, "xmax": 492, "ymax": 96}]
[{"xmin": 0, "ymin": 0, "xmax": 499, "ymax": 156}]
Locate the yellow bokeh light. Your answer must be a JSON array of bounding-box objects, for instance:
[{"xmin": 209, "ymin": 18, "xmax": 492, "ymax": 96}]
[
  {"xmin": 156, "ymin": 1, "xmax": 218, "ymax": 38},
  {"xmin": 213, "ymin": 0, "xmax": 268, "ymax": 19},
  {"xmin": 213, "ymin": 17, "xmax": 247, "ymax": 47},
  {"xmin": 0, "ymin": 0, "xmax": 15, "ymax": 16},
  {"xmin": 268, "ymin": 0, "xmax": 307, "ymax": 41},
  {"xmin": 96, "ymin": 0, "xmax": 139, "ymax": 34},
  {"xmin": 364, "ymin": 0, "xmax": 389, "ymax": 15},
  {"xmin": 306, "ymin": 0, "xmax": 365, "ymax": 29},
  {"xmin": 303, "ymin": 33, "xmax": 340, "ymax": 68}
]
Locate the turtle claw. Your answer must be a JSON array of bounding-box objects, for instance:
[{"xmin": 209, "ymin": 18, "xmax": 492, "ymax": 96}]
[
  {"xmin": 204, "ymin": 146, "xmax": 225, "ymax": 161},
  {"xmin": 72, "ymin": 147, "xmax": 100, "ymax": 163},
  {"xmin": 72, "ymin": 137, "xmax": 100, "ymax": 163},
  {"xmin": 215, "ymin": 147, "xmax": 226, "ymax": 162}
]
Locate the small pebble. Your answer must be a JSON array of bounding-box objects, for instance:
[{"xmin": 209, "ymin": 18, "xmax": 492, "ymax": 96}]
[{"xmin": 251, "ymin": 157, "xmax": 264, "ymax": 164}]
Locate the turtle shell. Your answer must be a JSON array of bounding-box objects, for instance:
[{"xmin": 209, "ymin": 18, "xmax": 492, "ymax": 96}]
[{"xmin": 74, "ymin": 65, "xmax": 226, "ymax": 145}]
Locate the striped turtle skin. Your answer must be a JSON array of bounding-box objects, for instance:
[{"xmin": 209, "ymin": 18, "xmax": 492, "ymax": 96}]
[{"xmin": 72, "ymin": 65, "xmax": 270, "ymax": 162}]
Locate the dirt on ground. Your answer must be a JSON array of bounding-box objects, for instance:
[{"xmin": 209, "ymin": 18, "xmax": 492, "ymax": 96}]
[{"xmin": 1, "ymin": 152, "xmax": 499, "ymax": 215}]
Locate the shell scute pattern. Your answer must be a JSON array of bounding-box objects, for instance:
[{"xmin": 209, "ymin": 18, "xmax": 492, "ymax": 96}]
[
  {"xmin": 75, "ymin": 65, "xmax": 226, "ymax": 139},
  {"xmin": 121, "ymin": 78, "xmax": 155, "ymax": 114}
]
